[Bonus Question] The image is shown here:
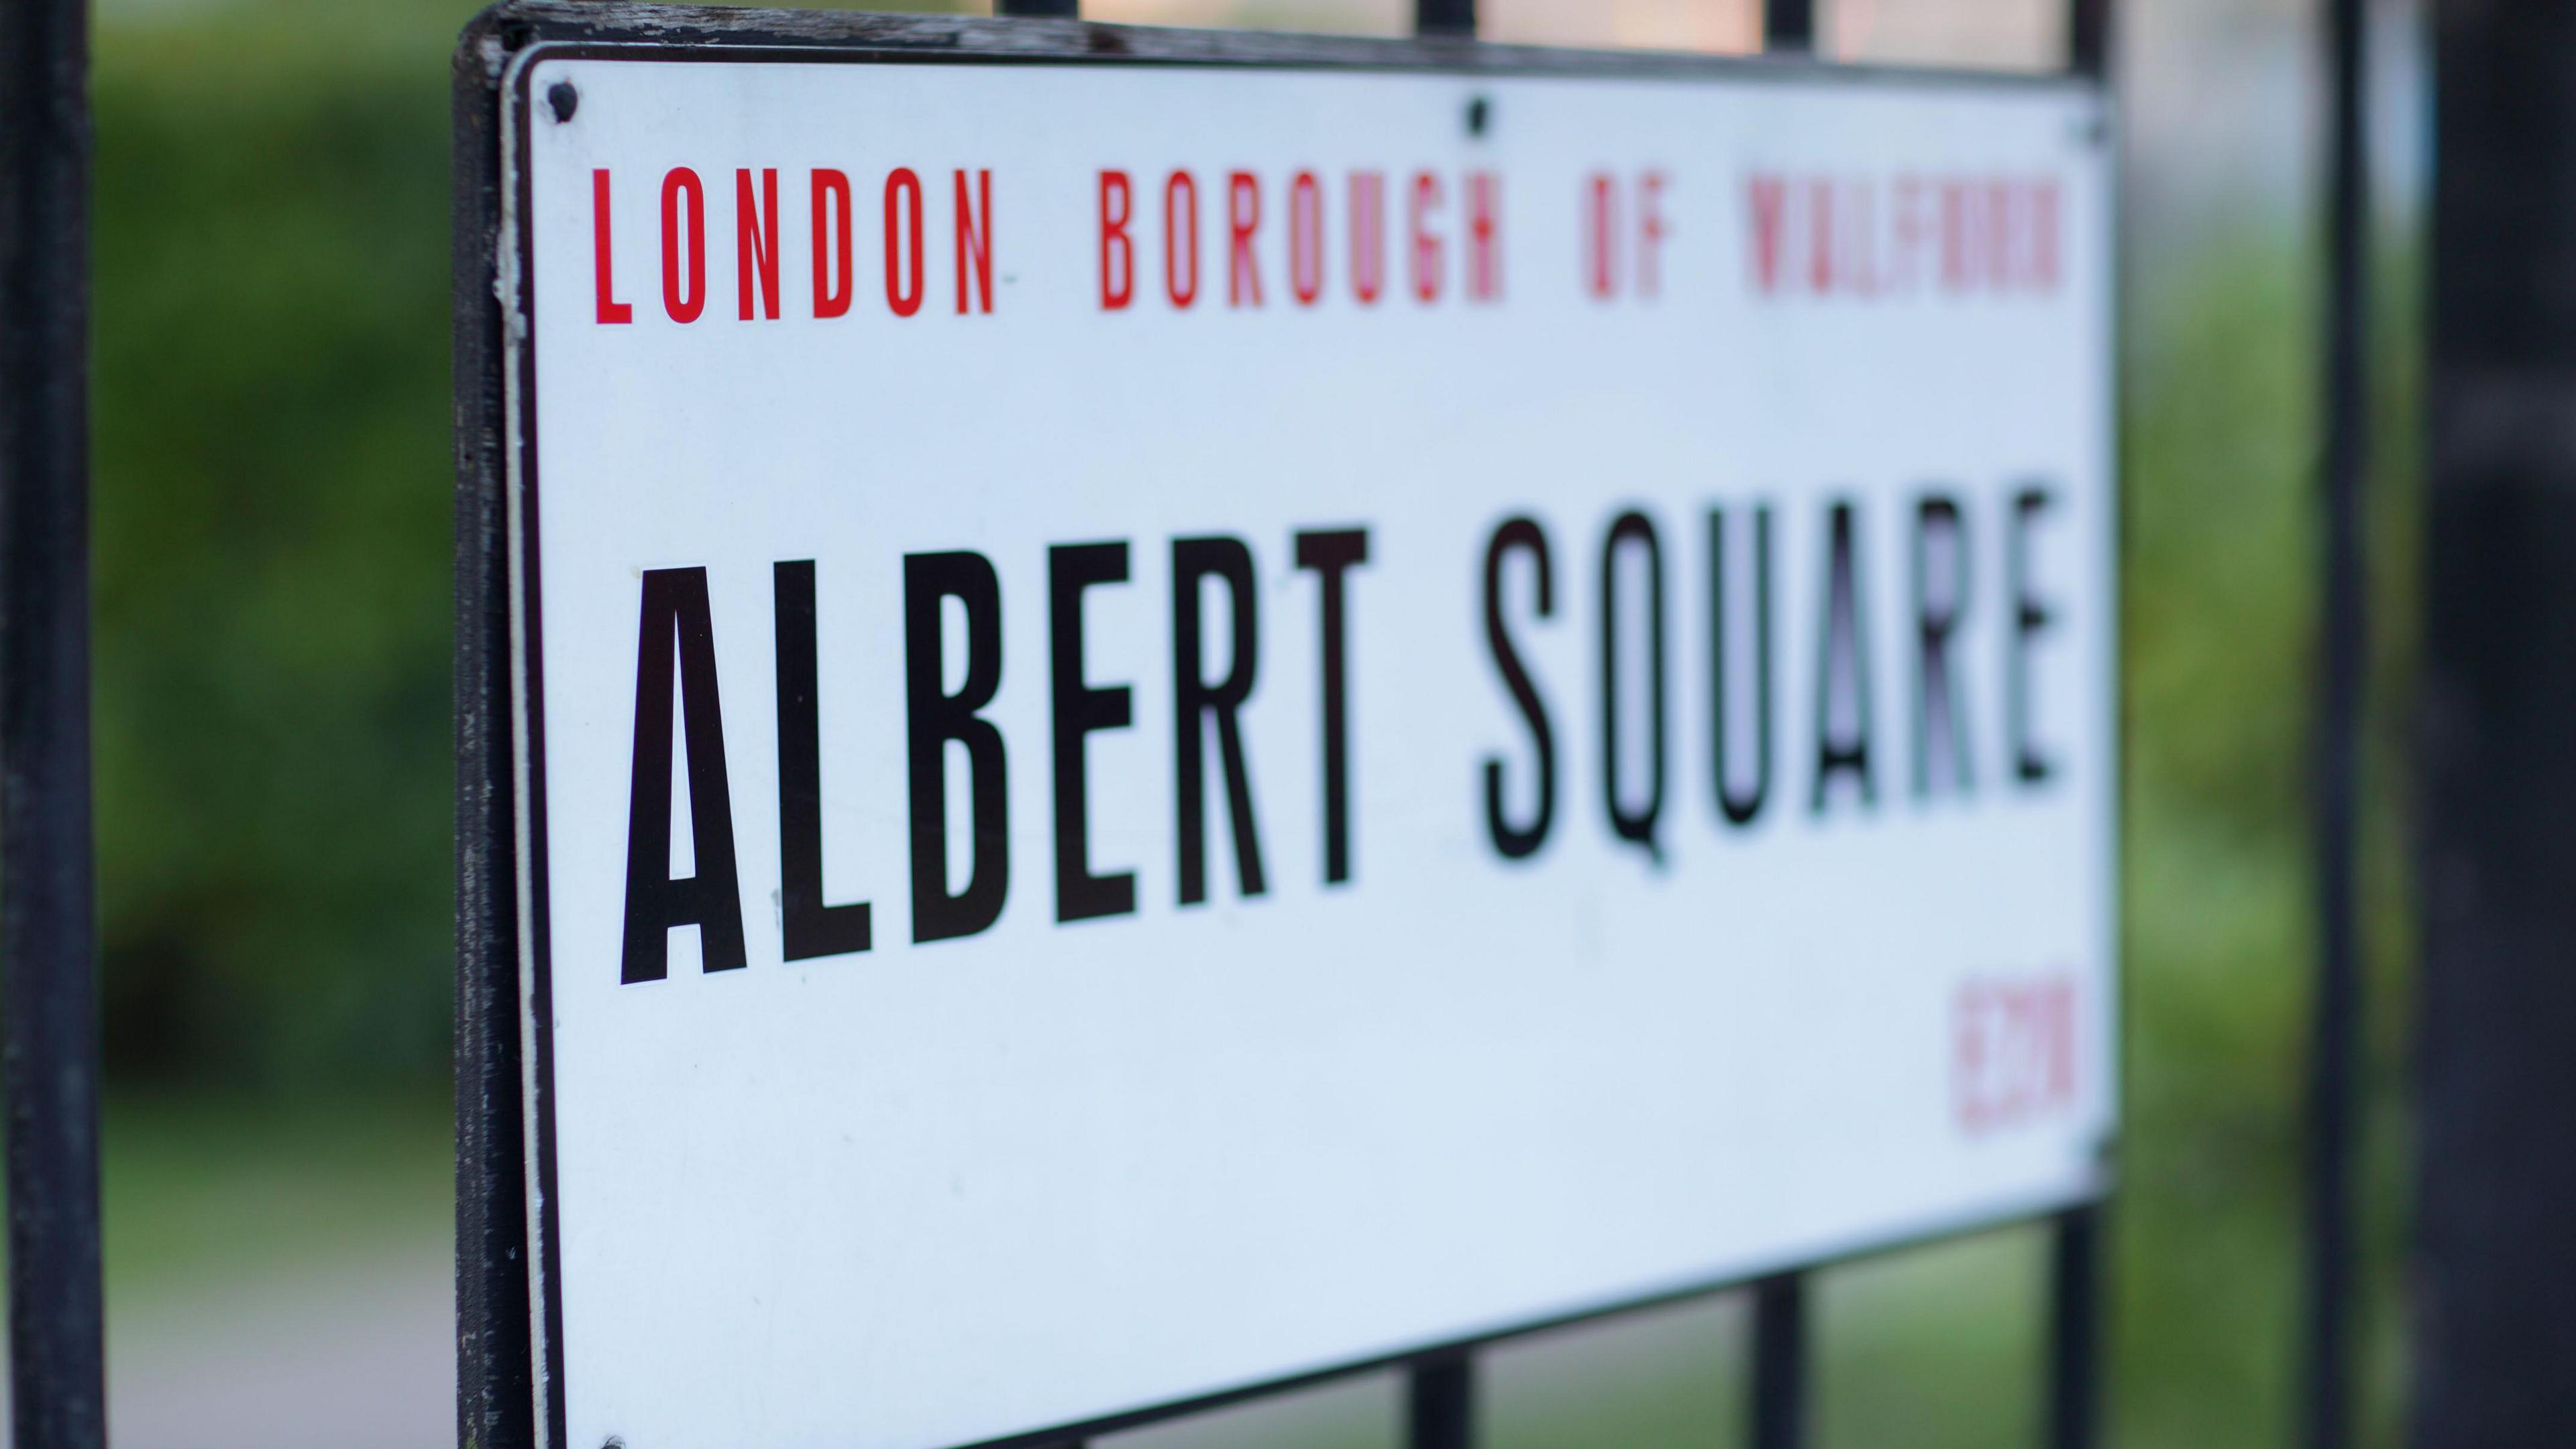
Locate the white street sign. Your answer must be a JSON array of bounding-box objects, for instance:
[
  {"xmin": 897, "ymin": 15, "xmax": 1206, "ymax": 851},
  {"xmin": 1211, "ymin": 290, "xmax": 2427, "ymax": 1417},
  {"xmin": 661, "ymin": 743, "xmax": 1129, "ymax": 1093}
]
[{"xmin": 500, "ymin": 42, "xmax": 2116, "ymax": 1449}]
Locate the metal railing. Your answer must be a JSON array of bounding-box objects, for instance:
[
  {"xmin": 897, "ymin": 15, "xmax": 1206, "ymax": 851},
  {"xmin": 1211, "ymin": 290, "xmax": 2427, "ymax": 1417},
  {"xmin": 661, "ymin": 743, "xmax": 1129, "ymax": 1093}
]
[
  {"xmin": 0, "ymin": 0, "xmax": 2385, "ymax": 1445},
  {"xmin": 0, "ymin": 0, "xmax": 109, "ymax": 1442}
]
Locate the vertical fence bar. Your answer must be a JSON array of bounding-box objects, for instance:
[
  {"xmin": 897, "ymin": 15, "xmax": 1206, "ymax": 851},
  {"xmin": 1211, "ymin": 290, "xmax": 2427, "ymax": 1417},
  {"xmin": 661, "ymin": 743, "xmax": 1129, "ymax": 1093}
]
[
  {"xmin": 454, "ymin": 17, "xmax": 538, "ymax": 1448},
  {"xmin": 2047, "ymin": 5, "xmax": 2114, "ymax": 1448},
  {"xmin": 1747, "ymin": 1272, "xmax": 1813, "ymax": 1444},
  {"xmin": 1401, "ymin": 0, "xmax": 1474, "ymax": 1409},
  {"xmin": 1397, "ymin": 0, "xmax": 1475, "ymax": 1387},
  {"xmin": 2068, "ymin": 0, "xmax": 2109, "ymax": 79},
  {"xmin": 0, "ymin": 0, "xmax": 107, "ymax": 1443},
  {"xmin": 1417, "ymin": 0, "xmax": 1473, "ymax": 40},
  {"xmin": 2304, "ymin": 0, "xmax": 2367, "ymax": 1443},
  {"xmin": 2047, "ymin": 1206, "xmax": 2103, "ymax": 1449},
  {"xmin": 1764, "ymin": 0, "xmax": 1815, "ymax": 52},
  {"xmin": 1410, "ymin": 1354, "xmax": 1474, "ymax": 1449},
  {"xmin": 1401, "ymin": 9, "xmax": 1472, "ymax": 1445},
  {"xmin": 2416, "ymin": 3, "xmax": 2576, "ymax": 1441},
  {"xmin": 1742, "ymin": 0, "xmax": 1815, "ymax": 1423},
  {"xmin": 1750, "ymin": 1273, "xmax": 1808, "ymax": 1449},
  {"xmin": 1746, "ymin": 7, "xmax": 1813, "ymax": 1436}
]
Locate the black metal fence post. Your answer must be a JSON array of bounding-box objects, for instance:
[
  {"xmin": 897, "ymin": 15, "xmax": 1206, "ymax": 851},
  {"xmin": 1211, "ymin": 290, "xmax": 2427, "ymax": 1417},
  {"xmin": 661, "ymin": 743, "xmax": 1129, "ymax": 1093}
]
[
  {"xmin": 0, "ymin": 0, "xmax": 108, "ymax": 1442},
  {"xmin": 1394, "ymin": 0, "xmax": 1480, "ymax": 1397},
  {"xmin": 1749, "ymin": 1273, "xmax": 1808, "ymax": 1449},
  {"xmin": 2069, "ymin": 0, "xmax": 2110, "ymax": 80},
  {"xmin": 2047, "ymin": 9, "xmax": 2116, "ymax": 1448},
  {"xmin": 2417, "ymin": 3, "xmax": 2576, "ymax": 1444},
  {"xmin": 1417, "ymin": 0, "xmax": 1473, "ymax": 40},
  {"xmin": 1744, "ymin": 5, "xmax": 1817, "ymax": 1435},
  {"xmin": 1409, "ymin": 1352, "xmax": 1474, "ymax": 1449},
  {"xmin": 2047, "ymin": 1204, "xmax": 2102, "ymax": 1449},
  {"xmin": 1764, "ymin": 0, "xmax": 1815, "ymax": 54},
  {"xmin": 2304, "ymin": 0, "xmax": 2367, "ymax": 1444},
  {"xmin": 1398, "ymin": 13, "xmax": 1474, "ymax": 1449},
  {"xmin": 1397, "ymin": 0, "xmax": 1476, "ymax": 1424}
]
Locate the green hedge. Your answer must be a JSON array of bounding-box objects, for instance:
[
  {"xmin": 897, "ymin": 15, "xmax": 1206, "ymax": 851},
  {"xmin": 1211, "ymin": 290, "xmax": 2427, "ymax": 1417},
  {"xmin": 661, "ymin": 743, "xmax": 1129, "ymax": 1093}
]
[{"xmin": 94, "ymin": 12, "xmax": 460, "ymax": 1084}]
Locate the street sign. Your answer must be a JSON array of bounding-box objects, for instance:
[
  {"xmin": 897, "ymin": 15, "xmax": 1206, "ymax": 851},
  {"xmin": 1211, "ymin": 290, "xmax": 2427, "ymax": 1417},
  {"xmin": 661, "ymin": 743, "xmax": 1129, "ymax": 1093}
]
[{"xmin": 466, "ymin": 17, "xmax": 2116, "ymax": 1449}]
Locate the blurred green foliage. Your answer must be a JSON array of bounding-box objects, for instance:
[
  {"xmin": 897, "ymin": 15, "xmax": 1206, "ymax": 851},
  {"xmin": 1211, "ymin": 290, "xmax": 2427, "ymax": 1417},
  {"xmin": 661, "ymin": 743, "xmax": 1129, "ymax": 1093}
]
[
  {"xmin": 93, "ymin": 1, "xmax": 462, "ymax": 1085},
  {"xmin": 88, "ymin": 0, "xmax": 2416, "ymax": 1442},
  {"xmin": 2112, "ymin": 233, "xmax": 2420, "ymax": 1448}
]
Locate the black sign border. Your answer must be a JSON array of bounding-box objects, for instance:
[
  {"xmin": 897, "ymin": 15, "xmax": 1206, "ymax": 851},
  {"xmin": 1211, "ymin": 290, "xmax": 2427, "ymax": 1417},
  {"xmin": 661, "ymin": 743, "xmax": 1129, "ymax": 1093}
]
[{"xmin": 454, "ymin": 9, "xmax": 2116, "ymax": 1447}]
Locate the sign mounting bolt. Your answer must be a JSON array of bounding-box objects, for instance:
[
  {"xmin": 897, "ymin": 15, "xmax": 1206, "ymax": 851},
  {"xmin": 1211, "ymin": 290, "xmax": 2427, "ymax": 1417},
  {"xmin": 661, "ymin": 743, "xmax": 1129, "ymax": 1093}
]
[{"xmin": 549, "ymin": 80, "xmax": 580, "ymax": 123}]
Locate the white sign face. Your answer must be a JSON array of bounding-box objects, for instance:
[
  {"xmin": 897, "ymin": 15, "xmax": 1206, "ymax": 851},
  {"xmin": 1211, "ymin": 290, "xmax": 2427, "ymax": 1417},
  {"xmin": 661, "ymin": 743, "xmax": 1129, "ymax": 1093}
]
[{"xmin": 502, "ymin": 43, "xmax": 2115, "ymax": 1449}]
